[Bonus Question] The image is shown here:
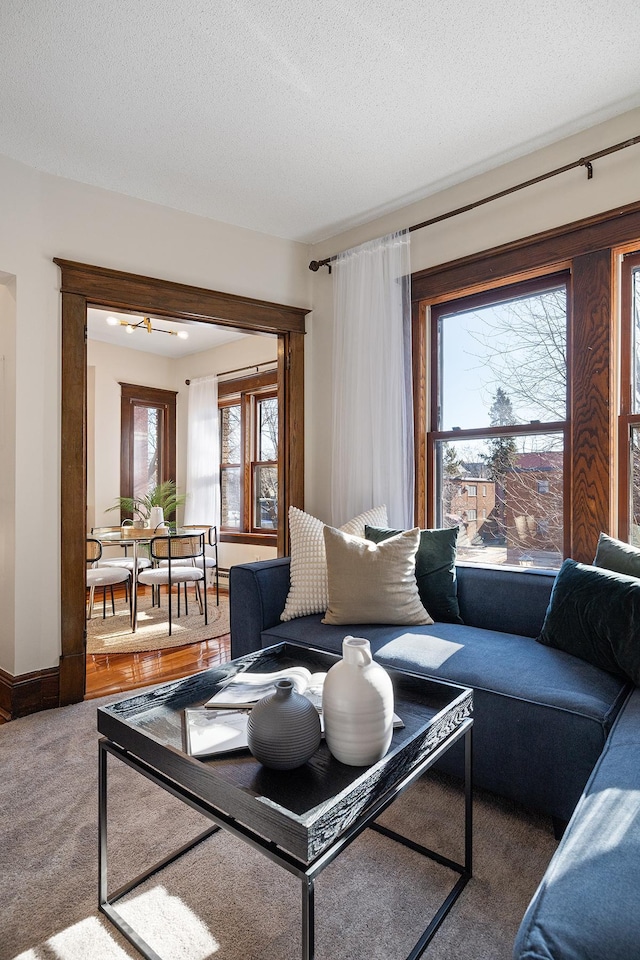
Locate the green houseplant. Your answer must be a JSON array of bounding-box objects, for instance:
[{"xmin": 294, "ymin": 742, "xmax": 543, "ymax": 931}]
[{"xmin": 106, "ymin": 480, "xmax": 187, "ymax": 526}]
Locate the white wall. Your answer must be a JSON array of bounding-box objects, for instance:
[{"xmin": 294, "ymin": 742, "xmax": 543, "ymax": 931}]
[
  {"xmin": 305, "ymin": 106, "xmax": 640, "ymax": 525},
  {"xmin": 0, "ymin": 274, "xmax": 17, "ymax": 673},
  {"xmin": 0, "ymin": 155, "xmax": 310, "ymax": 675},
  {"xmin": 88, "ymin": 340, "xmax": 176, "ymax": 530}
]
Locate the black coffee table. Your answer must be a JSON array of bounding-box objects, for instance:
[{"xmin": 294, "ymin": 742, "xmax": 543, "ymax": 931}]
[{"xmin": 97, "ymin": 642, "xmax": 473, "ymax": 960}]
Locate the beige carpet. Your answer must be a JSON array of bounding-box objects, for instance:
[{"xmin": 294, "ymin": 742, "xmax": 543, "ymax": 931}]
[
  {"xmin": 1, "ymin": 693, "xmax": 558, "ymax": 960},
  {"xmin": 86, "ymin": 593, "xmax": 230, "ymax": 654}
]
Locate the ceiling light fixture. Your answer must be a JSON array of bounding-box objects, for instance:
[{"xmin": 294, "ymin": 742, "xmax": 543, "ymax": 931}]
[{"xmin": 105, "ymin": 316, "xmax": 188, "ymax": 339}]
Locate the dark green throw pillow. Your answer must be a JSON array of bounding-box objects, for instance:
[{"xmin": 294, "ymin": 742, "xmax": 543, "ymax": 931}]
[
  {"xmin": 365, "ymin": 525, "xmax": 463, "ymax": 624},
  {"xmin": 594, "ymin": 532, "xmax": 640, "ymax": 579},
  {"xmin": 537, "ymin": 558, "xmax": 640, "ymax": 685}
]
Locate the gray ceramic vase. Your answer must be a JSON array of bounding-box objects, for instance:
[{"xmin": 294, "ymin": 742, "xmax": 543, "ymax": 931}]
[{"xmin": 247, "ymin": 679, "xmax": 321, "ymax": 770}]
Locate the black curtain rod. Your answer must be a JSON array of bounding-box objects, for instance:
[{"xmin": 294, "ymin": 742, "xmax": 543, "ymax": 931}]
[
  {"xmin": 185, "ymin": 360, "xmax": 276, "ymax": 385},
  {"xmin": 308, "ymin": 133, "xmax": 640, "ymax": 273}
]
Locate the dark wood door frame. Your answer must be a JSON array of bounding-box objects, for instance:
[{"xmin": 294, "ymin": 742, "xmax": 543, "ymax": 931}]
[{"xmin": 56, "ymin": 259, "xmax": 309, "ymax": 706}]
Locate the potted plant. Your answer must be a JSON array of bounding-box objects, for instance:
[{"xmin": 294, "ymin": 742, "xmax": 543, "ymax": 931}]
[{"xmin": 106, "ymin": 480, "xmax": 187, "ymax": 528}]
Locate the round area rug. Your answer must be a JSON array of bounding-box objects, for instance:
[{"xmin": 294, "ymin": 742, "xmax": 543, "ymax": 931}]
[{"xmin": 86, "ymin": 594, "xmax": 230, "ymax": 654}]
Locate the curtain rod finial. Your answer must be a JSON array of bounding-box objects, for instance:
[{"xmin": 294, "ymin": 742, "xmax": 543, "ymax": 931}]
[{"xmin": 308, "ymin": 259, "xmax": 332, "ymax": 274}]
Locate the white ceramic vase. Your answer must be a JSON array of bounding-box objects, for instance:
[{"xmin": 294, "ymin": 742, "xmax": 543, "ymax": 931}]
[
  {"xmin": 149, "ymin": 506, "xmax": 165, "ymax": 530},
  {"xmin": 322, "ymin": 636, "xmax": 394, "ymax": 766}
]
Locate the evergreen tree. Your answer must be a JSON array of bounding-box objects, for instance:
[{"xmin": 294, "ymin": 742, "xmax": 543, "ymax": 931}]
[
  {"xmin": 443, "ymin": 443, "xmax": 462, "ymax": 477},
  {"xmin": 482, "ymin": 388, "xmax": 518, "ymax": 541}
]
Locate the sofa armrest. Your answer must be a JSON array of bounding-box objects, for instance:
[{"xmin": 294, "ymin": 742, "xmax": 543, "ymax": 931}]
[{"xmin": 229, "ymin": 558, "xmax": 291, "ymax": 658}]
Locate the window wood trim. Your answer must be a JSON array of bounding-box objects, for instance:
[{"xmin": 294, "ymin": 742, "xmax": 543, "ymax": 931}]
[
  {"xmin": 219, "ymin": 372, "xmax": 278, "ymax": 537},
  {"xmin": 413, "ymin": 202, "xmax": 640, "ymax": 565},
  {"xmin": 411, "ymin": 198, "xmax": 640, "ymax": 304},
  {"xmin": 119, "ymin": 383, "xmax": 177, "ymax": 516},
  {"xmin": 618, "ymin": 250, "xmax": 640, "ymax": 539}
]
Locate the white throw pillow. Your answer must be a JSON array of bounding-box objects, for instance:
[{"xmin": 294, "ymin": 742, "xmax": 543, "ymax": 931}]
[
  {"xmin": 280, "ymin": 504, "xmax": 388, "ymax": 621},
  {"xmin": 322, "ymin": 525, "xmax": 433, "ymax": 626}
]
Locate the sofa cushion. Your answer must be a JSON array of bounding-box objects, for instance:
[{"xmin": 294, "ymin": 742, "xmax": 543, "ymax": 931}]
[
  {"xmin": 365, "ymin": 524, "xmax": 463, "ymax": 623},
  {"xmin": 322, "ymin": 525, "xmax": 432, "ymax": 626},
  {"xmin": 514, "ymin": 687, "xmax": 640, "ymax": 960},
  {"xmin": 280, "ymin": 504, "xmax": 388, "ymax": 622},
  {"xmin": 594, "ymin": 530, "xmax": 640, "ymax": 578},
  {"xmin": 263, "ymin": 615, "xmax": 628, "ymax": 821},
  {"xmin": 537, "ymin": 558, "xmax": 640, "ymax": 685}
]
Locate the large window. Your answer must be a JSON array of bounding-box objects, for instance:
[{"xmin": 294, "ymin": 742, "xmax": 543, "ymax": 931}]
[
  {"xmin": 429, "ymin": 274, "xmax": 568, "ymax": 568},
  {"xmin": 619, "ymin": 250, "xmax": 640, "ymax": 545},
  {"xmin": 219, "ymin": 372, "xmax": 278, "ymax": 537}
]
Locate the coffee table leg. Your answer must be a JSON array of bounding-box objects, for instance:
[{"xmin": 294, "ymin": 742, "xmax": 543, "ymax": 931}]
[
  {"xmin": 302, "ymin": 875, "xmax": 315, "ymax": 960},
  {"xmin": 465, "ymin": 724, "xmax": 473, "ymax": 876},
  {"xmin": 98, "ymin": 738, "xmax": 108, "ymax": 908}
]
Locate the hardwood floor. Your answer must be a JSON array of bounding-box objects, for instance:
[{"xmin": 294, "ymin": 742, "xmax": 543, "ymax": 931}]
[
  {"xmin": 85, "ymin": 583, "xmax": 231, "ymax": 700},
  {"xmin": 85, "ymin": 634, "xmax": 231, "ymax": 699}
]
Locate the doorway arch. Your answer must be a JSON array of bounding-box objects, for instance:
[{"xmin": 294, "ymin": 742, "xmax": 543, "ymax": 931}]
[{"xmin": 56, "ymin": 259, "xmax": 308, "ymax": 706}]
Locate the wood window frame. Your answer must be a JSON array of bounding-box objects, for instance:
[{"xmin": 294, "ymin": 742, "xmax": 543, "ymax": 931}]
[
  {"xmin": 618, "ymin": 250, "xmax": 640, "ymax": 539},
  {"xmin": 119, "ymin": 382, "xmax": 177, "ymax": 516},
  {"xmin": 218, "ymin": 370, "xmax": 278, "ymax": 542},
  {"xmin": 56, "ymin": 259, "xmax": 308, "ymax": 706},
  {"xmin": 427, "ymin": 271, "xmax": 571, "ymax": 562},
  {"xmin": 412, "ymin": 198, "xmax": 640, "ymax": 566}
]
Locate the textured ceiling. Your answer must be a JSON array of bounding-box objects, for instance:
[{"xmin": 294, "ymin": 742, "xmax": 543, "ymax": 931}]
[{"xmin": 2, "ymin": 0, "xmax": 640, "ymax": 243}]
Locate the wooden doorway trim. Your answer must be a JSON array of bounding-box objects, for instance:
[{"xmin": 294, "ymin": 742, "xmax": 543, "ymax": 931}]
[{"xmin": 55, "ymin": 259, "xmax": 309, "ymax": 706}]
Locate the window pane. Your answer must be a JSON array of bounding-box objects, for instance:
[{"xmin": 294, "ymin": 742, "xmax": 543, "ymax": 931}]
[
  {"xmin": 221, "ymin": 405, "xmax": 241, "ymax": 463},
  {"xmin": 435, "ymin": 433, "xmax": 563, "ymax": 568},
  {"xmin": 632, "ymin": 266, "xmax": 640, "ymax": 413},
  {"xmin": 629, "ymin": 426, "xmax": 640, "ymax": 546},
  {"xmin": 258, "ymin": 397, "xmax": 278, "ymax": 461},
  {"xmin": 221, "ymin": 467, "xmax": 241, "ymax": 528},
  {"xmin": 253, "ymin": 464, "xmax": 278, "ymax": 529},
  {"xmin": 438, "ymin": 284, "xmax": 567, "ymax": 430},
  {"xmin": 133, "ymin": 405, "xmax": 162, "ymax": 500}
]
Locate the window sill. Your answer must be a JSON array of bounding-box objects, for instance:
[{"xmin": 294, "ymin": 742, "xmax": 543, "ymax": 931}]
[{"xmin": 220, "ymin": 531, "xmax": 277, "ymax": 547}]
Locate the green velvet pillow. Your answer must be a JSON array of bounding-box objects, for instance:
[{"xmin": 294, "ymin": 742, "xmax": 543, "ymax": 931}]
[
  {"xmin": 537, "ymin": 558, "xmax": 640, "ymax": 685},
  {"xmin": 594, "ymin": 532, "xmax": 640, "ymax": 579},
  {"xmin": 365, "ymin": 525, "xmax": 463, "ymax": 624}
]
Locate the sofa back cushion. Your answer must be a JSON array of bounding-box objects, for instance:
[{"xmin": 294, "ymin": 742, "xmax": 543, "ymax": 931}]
[{"xmin": 455, "ymin": 564, "xmax": 555, "ymax": 637}]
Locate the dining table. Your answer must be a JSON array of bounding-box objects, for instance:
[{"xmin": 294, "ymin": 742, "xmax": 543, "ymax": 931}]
[{"xmin": 94, "ymin": 526, "xmax": 207, "ymax": 633}]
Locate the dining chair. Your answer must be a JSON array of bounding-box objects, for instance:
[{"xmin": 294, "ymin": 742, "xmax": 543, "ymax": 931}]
[
  {"xmin": 180, "ymin": 524, "xmax": 220, "ymax": 605},
  {"xmin": 91, "ymin": 526, "xmax": 152, "ymax": 575},
  {"xmin": 86, "ymin": 537, "xmax": 132, "ymax": 620},
  {"xmin": 137, "ymin": 533, "xmax": 208, "ymax": 636}
]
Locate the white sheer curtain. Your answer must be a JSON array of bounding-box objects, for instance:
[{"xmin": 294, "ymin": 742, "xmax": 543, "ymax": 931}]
[
  {"xmin": 184, "ymin": 375, "xmax": 220, "ymax": 527},
  {"xmin": 331, "ymin": 230, "xmax": 414, "ymax": 528}
]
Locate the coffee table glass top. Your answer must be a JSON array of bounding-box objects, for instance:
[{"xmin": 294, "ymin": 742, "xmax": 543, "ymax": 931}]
[{"xmin": 98, "ymin": 642, "xmax": 472, "ymax": 862}]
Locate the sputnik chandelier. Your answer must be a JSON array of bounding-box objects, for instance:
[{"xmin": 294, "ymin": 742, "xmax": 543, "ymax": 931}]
[{"xmin": 106, "ymin": 315, "xmax": 189, "ymax": 339}]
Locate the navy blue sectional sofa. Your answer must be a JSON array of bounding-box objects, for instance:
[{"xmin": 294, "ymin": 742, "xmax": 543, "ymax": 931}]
[{"xmin": 229, "ymin": 558, "xmax": 640, "ymax": 958}]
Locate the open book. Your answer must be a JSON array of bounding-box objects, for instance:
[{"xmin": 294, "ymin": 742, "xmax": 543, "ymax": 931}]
[{"xmin": 205, "ymin": 666, "xmax": 327, "ymax": 712}]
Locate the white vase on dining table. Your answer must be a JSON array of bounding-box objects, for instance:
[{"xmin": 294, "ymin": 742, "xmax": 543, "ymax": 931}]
[{"xmin": 149, "ymin": 506, "xmax": 165, "ymax": 530}]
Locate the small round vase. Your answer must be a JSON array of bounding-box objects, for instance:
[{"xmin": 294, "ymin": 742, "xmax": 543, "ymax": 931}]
[
  {"xmin": 322, "ymin": 636, "xmax": 394, "ymax": 766},
  {"xmin": 247, "ymin": 679, "xmax": 321, "ymax": 770}
]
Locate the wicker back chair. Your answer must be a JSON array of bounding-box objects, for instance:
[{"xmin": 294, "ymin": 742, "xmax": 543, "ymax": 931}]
[
  {"xmin": 86, "ymin": 537, "xmax": 132, "ymax": 620},
  {"xmin": 137, "ymin": 533, "xmax": 208, "ymax": 636}
]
